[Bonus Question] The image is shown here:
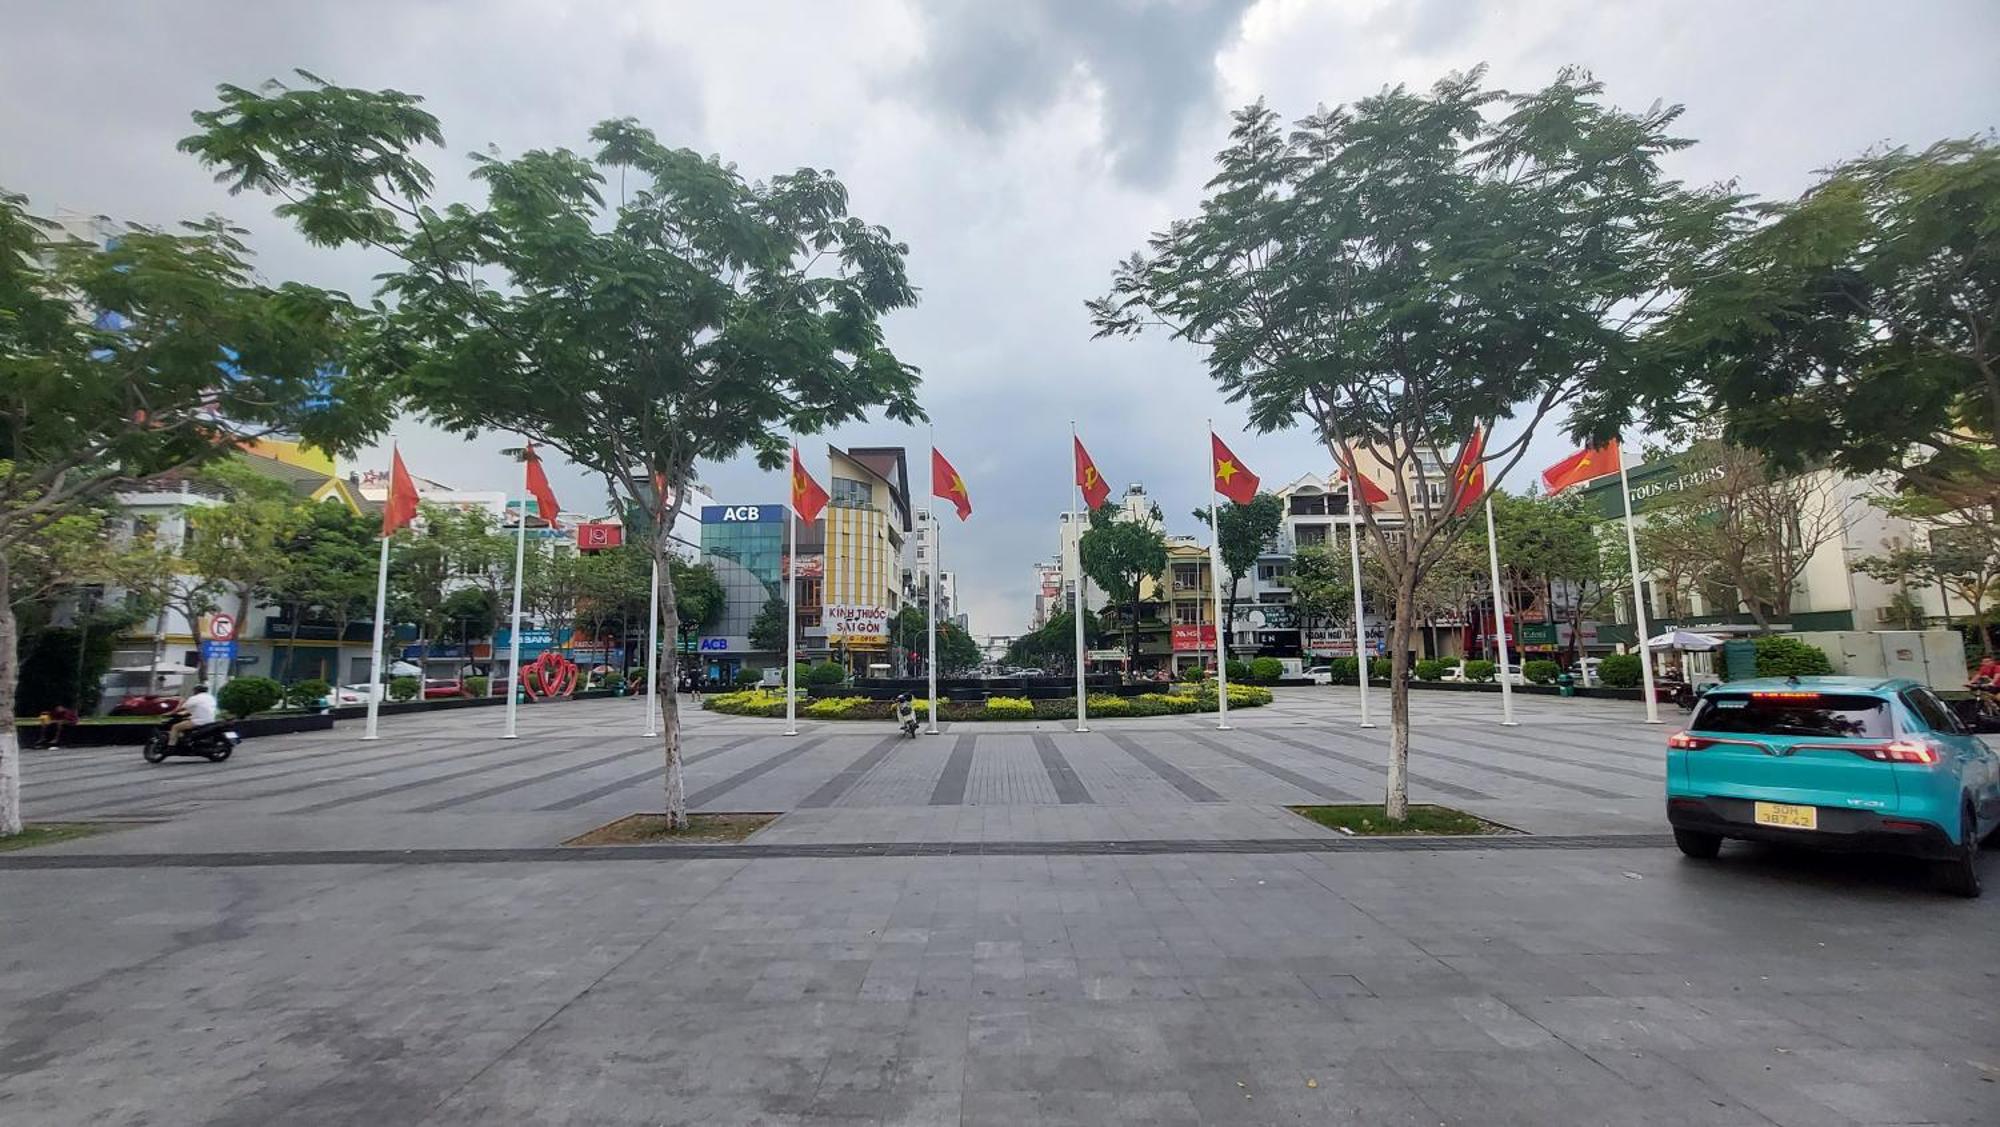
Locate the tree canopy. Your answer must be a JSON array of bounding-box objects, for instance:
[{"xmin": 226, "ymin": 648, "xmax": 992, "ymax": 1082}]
[
  {"xmin": 1090, "ymin": 66, "xmax": 1732, "ymax": 819},
  {"xmin": 1192, "ymin": 491, "xmax": 1283, "ymax": 632},
  {"xmin": 183, "ymin": 72, "xmax": 922, "ymax": 826},
  {"xmin": 1079, "ymin": 503, "xmax": 1167, "ymax": 666}
]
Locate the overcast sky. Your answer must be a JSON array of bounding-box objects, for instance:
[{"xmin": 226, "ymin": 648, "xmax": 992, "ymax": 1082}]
[{"xmin": 5, "ymin": 1, "xmax": 1996, "ymax": 636}]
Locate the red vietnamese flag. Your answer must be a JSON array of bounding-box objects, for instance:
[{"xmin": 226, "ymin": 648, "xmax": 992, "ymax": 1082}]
[
  {"xmin": 1447, "ymin": 428, "xmax": 1486, "ymax": 517},
  {"xmin": 791, "ymin": 447, "xmax": 830, "ymax": 524},
  {"xmin": 1336, "ymin": 450, "xmax": 1392, "ymax": 508},
  {"xmin": 1211, "ymin": 432, "xmax": 1259, "ymax": 504},
  {"xmin": 1074, "ymin": 436, "xmax": 1111, "ymax": 510},
  {"xmin": 932, "ymin": 447, "xmax": 972, "ymax": 521},
  {"xmin": 523, "ymin": 444, "xmax": 560, "ymax": 528},
  {"xmin": 1542, "ymin": 439, "xmax": 1622, "ymax": 495},
  {"xmin": 381, "ymin": 446, "xmax": 420, "ymax": 535}
]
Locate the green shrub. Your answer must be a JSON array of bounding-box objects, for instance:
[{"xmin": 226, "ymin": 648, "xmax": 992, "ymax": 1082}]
[
  {"xmin": 806, "ymin": 661, "xmax": 847, "ymax": 686},
  {"xmin": 1719, "ymin": 635, "xmax": 1835, "ymax": 679},
  {"xmin": 1224, "ymin": 659, "xmax": 1251, "ymax": 683},
  {"xmin": 218, "ymin": 676, "xmax": 283, "ymax": 718},
  {"xmin": 1328, "ymin": 657, "xmax": 1359, "ymax": 685},
  {"xmin": 734, "ymin": 668, "xmax": 763, "ymax": 688},
  {"xmin": 388, "ymin": 675, "xmax": 420, "ymax": 702},
  {"xmin": 283, "ymin": 677, "xmax": 331, "ymax": 709},
  {"xmin": 1523, "ymin": 660, "xmax": 1560, "ymax": 685},
  {"xmin": 1413, "ymin": 658, "xmax": 1447, "ymax": 682},
  {"xmin": 1463, "ymin": 659, "xmax": 1496, "ymax": 683},
  {"xmin": 463, "ymin": 675, "xmax": 490, "ymax": 698},
  {"xmin": 805, "ymin": 695, "xmax": 863, "ymax": 717},
  {"xmin": 1598, "ymin": 653, "xmax": 1643, "ymax": 688},
  {"xmin": 1087, "ymin": 693, "xmax": 1134, "ymax": 717},
  {"xmin": 1369, "ymin": 657, "xmax": 1393, "ymax": 682},
  {"xmin": 1179, "ymin": 663, "xmax": 1207, "ymax": 683},
  {"xmin": 984, "ymin": 695, "xmax": 1034, "ymax": 718},
  {"xmin": 1248, "ymin": 657, "xmax": 1284, "ymax": 685}
]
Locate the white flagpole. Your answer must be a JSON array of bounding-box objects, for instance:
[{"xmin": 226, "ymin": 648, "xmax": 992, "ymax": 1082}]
[
  {"xmin": 501, "ymin": 488, "xmax": 528, "ymax": 738},
  {"xmin": 1071, "ymin": 422, "xmax": 1089, "ymax": 733},
  {"xmin": 1617, "ymin": 446, "xmax": 1661, "ymax": 723},
  {"xmin": 645, "ymin": 556, "xmax": 660, "ymax": 737},
  {"xmin": 1348, "ymin": 504, "xmax": 1373, "ymax": 729},
  {"xmin": 1207, "ymin": 421, "xmax": 1231, "ymax": 731},
  {"xmin": 1484, "ymin": 496, "xmax": 1519, "ymax": 726},
  {"xmin": 362, "ymin": 534, "xmax": 391, "ymax": 741},
  {"xmin": 926, "ymin": 432, "xmax": 939, "ymax": 735},
  {"xmin": 785, "ymin": 443, "xmax": 799, "ymax": 737}
]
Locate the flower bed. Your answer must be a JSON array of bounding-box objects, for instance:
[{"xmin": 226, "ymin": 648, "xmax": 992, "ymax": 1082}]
[{"xmin": 703, "ymin": 683, "xmax": 1274, "ymax": 721}]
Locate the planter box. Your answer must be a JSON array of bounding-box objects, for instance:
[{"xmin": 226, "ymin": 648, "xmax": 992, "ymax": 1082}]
[{"xmin": 22, "ymin": 711, "xmax": 336, "ymax": 748}]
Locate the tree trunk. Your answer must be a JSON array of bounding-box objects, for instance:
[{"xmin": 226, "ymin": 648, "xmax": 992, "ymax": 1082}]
[
  {"xmin": 0, "ymin": 554, "xmax": 22, "ymax": 836},
  {"xmin": 1384, "ymin": 571, "xmax": 1417, "ymax": 823},
  {"xmin": 1128, "ymin": 589, "xmax": 1141, "ymax": 672},
  {"xmin": 653, "ymin": 540, "xmax": 688, "ymax": 829},
  {"xmin": 230, "ymin": 589, "xmax": 251, "ymax": 682}
]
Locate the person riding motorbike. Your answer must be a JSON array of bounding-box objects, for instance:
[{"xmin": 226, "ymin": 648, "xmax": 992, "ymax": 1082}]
[
  {"xmin": 169, "ymin": 684, "xmax": 218, "ymax": 746},
  {"xmin": 893, "ymin": 692, "xmax": 917, "ymax": 736}
]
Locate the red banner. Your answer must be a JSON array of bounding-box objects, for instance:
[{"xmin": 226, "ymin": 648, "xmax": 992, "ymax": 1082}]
[
  {"xmin": 1171, "ymin": 624, "xmax": 1217, "ymax": 651},
  {"xmin": 574, "ymin": 522, "xmax": 622, "ymax": 550}
]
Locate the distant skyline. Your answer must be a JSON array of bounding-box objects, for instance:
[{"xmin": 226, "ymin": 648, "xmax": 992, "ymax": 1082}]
[{"xmin": 5, "ymin": 0, "xmax": 1996, "ymax": 633}]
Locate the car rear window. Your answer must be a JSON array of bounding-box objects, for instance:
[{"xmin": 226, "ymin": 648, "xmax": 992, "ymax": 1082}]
[{"xmin": 1691, "ymin": 692, "xmax": 1890, "ymax": 739}]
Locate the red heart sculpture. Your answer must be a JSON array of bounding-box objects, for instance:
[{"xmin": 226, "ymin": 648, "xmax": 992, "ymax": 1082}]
[{"xmin": 520, "ymin": 651, "xmax": 579, "ymax": 701}]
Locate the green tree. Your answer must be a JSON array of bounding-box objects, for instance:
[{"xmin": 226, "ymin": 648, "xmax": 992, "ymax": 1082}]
[
  {"xmin": 1191, "ymin": 491, "xmax": 1283, "ymax": 646},
  {"xmin": 270, "ymin": 502, "xmax": 380, "ymax": 680},
  {"xmin": 186, "ymin": 75, "xmax": 920, "ymax": 827},
  {"xmin": 1090, "ymin": 69, "xmax": 1730, "ymax": 819},
  {"xmin": 1079, "ymin": 503, "xmax": 1167, "ymax": 668},
  {"xmin": 1629, "ymin": 138, "xmax": 1998, "ymax": 500},
  {"xmin": 0, "ymin": 191, "xmax": 386, "ymax": 835},
  {"xmin": 747, "ymin": 596, "xmax": 789, "ymax": 656},
  {"xmin": 182, "ymin": 462, "xmax": 311, "ymax": 679},
  {"xmin": 937, "ymin": 622, "xmax": 981, "ymax": 677},
  {"xmin": 671, "ymin": 561, "xmax": 724, "ymax": 646},
  {"xmin": 1284, "ymin": 545, "xmax": 1356, "ymax": 630},
  {"xmin": 1005, "ymin": 610, "xmax": 1090, "ymax": 675}
]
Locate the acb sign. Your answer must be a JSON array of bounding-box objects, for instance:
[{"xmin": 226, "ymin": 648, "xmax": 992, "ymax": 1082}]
[{"xmin": 700, "ymin": 503, "xmax": 784, "ymax": 524}]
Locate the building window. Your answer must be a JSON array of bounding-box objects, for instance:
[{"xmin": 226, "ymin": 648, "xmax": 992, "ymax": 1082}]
[
  {"xmin": 830, "ymin": 476, "xmax": 871, "ymax": 510},
  {"xmin": 1172, "ymin": 564, "xmax": 1200, "ymax": 591},
  {"xmin": 1296, "ymin": 524, "xmax": 1328, "ymax": 547},
  {"xmin": 1290, "ymin": 494, "xmax": 1328, "ymax": 516},
  {"xmin": 1257, "ymin": 563, "xmax": 1290, "ymax": 581},
  {"xmin": 1175, "ymin": 602, "xmax": 1202, "ymax": 624}
]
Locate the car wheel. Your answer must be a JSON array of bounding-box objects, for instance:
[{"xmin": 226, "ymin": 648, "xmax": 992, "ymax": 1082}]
[
  {"xmin": 142, "ymin": 741, "xmax": 167, "ymax": 764},
  {"xmin": 1673, "ymin": 828, "xmax": 1722, "ymax": 859},
  {"xmin": 1933, "ymin": 803, "xmax": 1983, "ymax": 899}
]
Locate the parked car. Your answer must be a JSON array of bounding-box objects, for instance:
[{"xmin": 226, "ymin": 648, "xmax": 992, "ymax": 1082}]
[
  {"xmin": 324, "ymin": 683, "xmax": 383, "ymax": 706},
  {"xmin": 422, "ymin": 678, "xmax": 466, "ymax": 700},
  {"xmin": 1304, "ymin": 665, "xmax": 1333, "ymax": 685},
  {"xmin": 1666, "ymin": 676, "xmax": 2000, "ymax": 896},
  {"xmin": 109, "ymin": 693, "xmax": 182, "ymax": 717}
]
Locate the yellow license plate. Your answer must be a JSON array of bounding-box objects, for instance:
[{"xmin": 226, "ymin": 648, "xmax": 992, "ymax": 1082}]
[{"xmin": 1753, "ymin": 802, "xmax": 1817, "ymax": 830}]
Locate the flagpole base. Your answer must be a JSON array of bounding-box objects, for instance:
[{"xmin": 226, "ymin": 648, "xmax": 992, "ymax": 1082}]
[
  {"xmin": 1215, "ymin": 723, "xmax": 1233, "ymax": 731},
  {"xmin": 500, "ymin": 733, "xmax": 520, "ymax": 740},
  {"xmin": 1500, "ymin": 721, "xmax": 1519, "ymax": 727},
  {"xmin": 784, "ymin": 727, "xmax": 798, "ymax": 737},
  {"xmin": 1358, "ymin": 722, "xmax": 1376, "ymax": 729},
  {"xmin": 360, "ymin": 734, "xmax": 380, "ymax": 741},
  {"xmin": 1074, "ymin": 724, "xmax": 1089, "ymax": 734}
]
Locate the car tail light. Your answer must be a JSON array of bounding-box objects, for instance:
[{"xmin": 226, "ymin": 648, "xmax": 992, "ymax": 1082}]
[
  {"xmin": 1667, "ymin": 731, "xmax": 1709, "ymax": 749},
  {"xmin": 1850, "ymin": 740, "xmax": 1940, "ymax": 764}
]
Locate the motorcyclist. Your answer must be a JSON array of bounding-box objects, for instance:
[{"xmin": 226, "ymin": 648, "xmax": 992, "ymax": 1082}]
[
  {"xmin": 169, "ymin": 683, "xmax": 218, "ymax": 746},
  {"xmin": 893, "ymin": 692, "xmax": 916, "ymax": 733}
]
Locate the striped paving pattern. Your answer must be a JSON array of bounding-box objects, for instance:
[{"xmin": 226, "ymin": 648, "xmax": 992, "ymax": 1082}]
[{"xmin": 18, "ymin": 690, "xmax": 1679, "ymax": 840}]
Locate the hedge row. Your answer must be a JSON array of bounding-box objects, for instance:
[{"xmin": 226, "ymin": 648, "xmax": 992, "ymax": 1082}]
[{"xmin": 703, "ymin": 684, "xmax": 1274, "ymax": 721}]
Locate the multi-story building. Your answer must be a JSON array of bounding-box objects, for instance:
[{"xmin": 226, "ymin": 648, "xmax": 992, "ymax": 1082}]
[
  {"xmin": 819, "ymin": 446, "xmax": 913, "ymax": 674},
  {"xmin": 1576, "ymin": 450, "xmax": 1960, "ymax": 645},
  {"xmin": 1029, "ymin": 560, "xmax": 1064, "ymax": 629}
]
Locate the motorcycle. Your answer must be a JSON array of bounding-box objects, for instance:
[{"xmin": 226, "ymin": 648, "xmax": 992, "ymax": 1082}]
[
  {"xmin": 895, "ymin": 703, "xmax": 919, "ymax": 739},
  {"xmin": 142, "ymin": 712, "xmax": 241, "ymax": 763}
]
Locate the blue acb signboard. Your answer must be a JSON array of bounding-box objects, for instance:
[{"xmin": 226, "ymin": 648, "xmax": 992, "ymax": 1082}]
[{"xmin": 700, "ymin": 504, "xmax": 786, "ymax": 524}]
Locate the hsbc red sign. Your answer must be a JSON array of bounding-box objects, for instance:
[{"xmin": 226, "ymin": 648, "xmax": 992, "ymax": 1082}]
[
  {"xmin": 1170, "ymin": 624, "xmax": 1216, "ymax": 651},
  {"xmin": 575, "ymin": 522, "xmax": 622, "ymax": 550}
]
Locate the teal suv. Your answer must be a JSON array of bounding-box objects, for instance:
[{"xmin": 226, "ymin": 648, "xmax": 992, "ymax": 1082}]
[{"xmin": 1666, "ymin": 677, "xmax": 2000, "ymax": 897}]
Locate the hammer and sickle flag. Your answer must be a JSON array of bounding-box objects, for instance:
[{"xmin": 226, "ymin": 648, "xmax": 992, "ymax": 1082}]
[
  {"xmin": 932, "ymin": 447, "xmax": 972, "ymax": 521},
  {"xmin": 1074, "ymin": 436, "xmax": 1111, "ymax": 510},
  {"xmin": 791, "ymin": 447, "xmax": 829, "ymax": 524},
  {"xmin": 1541, "ymin": 439, "xmax": 1623, "ymax": 496}
]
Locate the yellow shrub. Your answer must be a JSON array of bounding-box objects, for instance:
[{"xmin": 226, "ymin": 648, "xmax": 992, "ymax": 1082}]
[{"xmin": 984, "ymin": 696, "xmax": 1034, "ymax": 718}]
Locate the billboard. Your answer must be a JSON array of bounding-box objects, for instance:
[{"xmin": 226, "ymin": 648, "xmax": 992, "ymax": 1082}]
[
  {"xmin": 783, "ymin": 554, "xmax": 824, "ymax": 579},
  {"xmin": 824, "ymin": 604, "xmax": 888, "ymax": 643},
  {"xmin": 1170, "ymin": 624, "xmax": 1217, "ymax": 651},
  {"xmin": 1304, "ymin": 625, "xmax": 1386, "ymax": 657},
  {"xmin": 575, "ymin": 522, "xmax": 623, "ymax": 550},
  {"xmin": 700, "ymin": 503, "xmax": 784, "ymax": 524}
]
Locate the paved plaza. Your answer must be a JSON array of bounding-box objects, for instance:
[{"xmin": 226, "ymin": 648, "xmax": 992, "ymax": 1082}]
[{"xmin": 3, "ymin": 689, "xmax": 1996, "ymax": 1124}]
